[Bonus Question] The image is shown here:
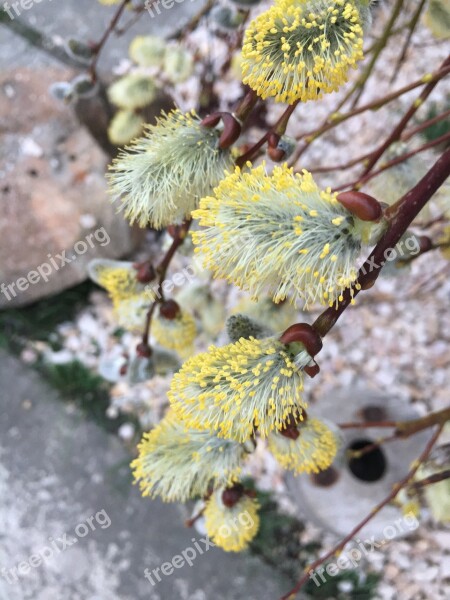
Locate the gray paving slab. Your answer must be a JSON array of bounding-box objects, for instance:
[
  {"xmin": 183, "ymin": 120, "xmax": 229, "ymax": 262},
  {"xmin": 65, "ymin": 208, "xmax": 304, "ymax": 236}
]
[{"xmin": 0, "ymin": 351, "xmax": 285, "ymax": 599}]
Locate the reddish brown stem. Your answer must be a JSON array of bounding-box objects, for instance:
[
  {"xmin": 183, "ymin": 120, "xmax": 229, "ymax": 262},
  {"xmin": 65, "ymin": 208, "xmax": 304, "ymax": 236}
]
[
  {"xmin": 312, "ymin": 147, "xmax": 450, "ymax": 338},
  {"xmin": 333, "ymin": 129, "xmax": 450, "ymax": 192},
  {"xmin": 141, "ymin": 220, "xmax": 192, "ymax": 348},
  {"xmin": 402, "ymin": 107, "xmax": 450, "ymax": 142},
  {"xmin": 236, "ymin": 101, "xmax": 300, "ymax": 167},
  {"xmin": 408, "ymin": 469, "xmax": 450, "ymax": 492},
  {"xmin": 360, "ymin": 54, "xmax": 450, "ymax": 176}
]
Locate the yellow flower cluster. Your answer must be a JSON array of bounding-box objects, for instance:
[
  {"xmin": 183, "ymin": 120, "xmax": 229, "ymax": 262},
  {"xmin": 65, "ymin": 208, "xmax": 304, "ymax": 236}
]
[
  {"xmin": 90, "ymin": 261, "xmax": 149, "ymax": 333},
  {"xmin": 204, "ymin": 491, "xmax": 260, "ymax": 552},
  {"xmin": 268, "ymin": 417, "xmax": 339, "ymax": 474},
  {"xmin": 152, "ymin": 306, "xmax": 197, "ymax": 358},
  {"xmin": 193, "ymin": 163, "xmax": 371, "ymax": 308},
  {"xmin": 241, "ymin": 0, "xmax": 366, "ymax": 103},
  {"xmin": 108, "ymin": 110, "xmax": 233, "ymax": 229},
  {"xmin": 131, "ymin": 413, "xmax": 248, "ymax": 502},
  {"xmin": 169, "ymin": 336, "xmax": 310, "ymax": 442}
]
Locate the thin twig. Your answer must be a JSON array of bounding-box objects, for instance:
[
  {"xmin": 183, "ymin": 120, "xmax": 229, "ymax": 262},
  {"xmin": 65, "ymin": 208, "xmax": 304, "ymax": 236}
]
[
  {"xmin": 408, "ymin": 469, "xmax": 450, "ymax": 492},
  {"xmin": 90, "ymin": 0, "xmax": 131, "ymax": 82},
  {"xmin": 350, "ymin": 0, "xmax": 404, "ymax": 108},
  {"xmin": 141, "ymin": 220, "xmax": 192, "ymax": 348},
  {"xmin": 333, "ymin": 129, "xmax": 450, "ymax": 192},
  {"xmin": 389, "ymin": 0, "xmax": 427, "ymax": 85},
  {"xmin": 402, "ymin": 107, "xmax": 450, "ymax": 142},
  {"xmin": 289, "ymin": 63, "xmax": 450, "ymax": 166},
  {"xmin": 360, "ymin": 54, "xmax": 450, "ymax": 177}
]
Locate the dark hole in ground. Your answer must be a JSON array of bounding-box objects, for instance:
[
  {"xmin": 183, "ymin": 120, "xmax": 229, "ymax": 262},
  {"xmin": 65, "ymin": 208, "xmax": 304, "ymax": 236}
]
[{"xmin": 347, "ymin": 438, "xmax": 387, "ymax": 482}]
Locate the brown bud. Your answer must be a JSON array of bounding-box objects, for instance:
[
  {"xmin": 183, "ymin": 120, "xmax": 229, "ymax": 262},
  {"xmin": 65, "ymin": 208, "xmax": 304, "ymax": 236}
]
[
  {"xmin": 268, "ymin": 132, "xmax": 280, "ymax": 148},
  {"xmin": 279, "ymin": 323, "xmax": 323, "ymax": 357},
  {"xmin": 222, "ymin": 484, "xmax": 244, "ymax": 508},
  {"xmin": 337, "ymin": 191, "xmax": 383, "ymax": 222},
  {"xmin": 359, "ymin": 275, "xmax": 378, "ymax": 290},
  {"xmin": 304, "ymin": 363, "xmax": 320, "ymax": 378},
  {"xmin": 280, "ymin": 424, "xmax": 300, "ymax": 440},
  {"xmin": 119, "ymin": 363, "xmax": 128, "ymax": 376},
  {"xmin": 136, "ymin": 342, "xmax": 152, "ymax": 358},
  {"xmin": 218, "ymin": 113, "xmax": 242, "ymax": 149},
  {"xmin": 418, "ymin": 235, "xmax": 432, "ymax": 253},
  {"xmin": 279, "ymin": 412, "xmax": 307, "ymax": 439},
  {"xmin": 159, "ymin": 299, "xmax": 180, "ymax": 320},
  {"xmin": 134, "ymin": 262, "xmax": 156, "ymax": 284},
  {"xmin": 201, "ymin": 113, "xmax": 221, "ymax": 128},
  {"xmin": 267, "ymin": 146, "xmax": 286, "ymax": 162}
]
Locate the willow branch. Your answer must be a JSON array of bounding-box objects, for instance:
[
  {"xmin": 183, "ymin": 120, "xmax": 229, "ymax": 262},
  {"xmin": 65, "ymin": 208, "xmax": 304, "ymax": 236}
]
[
  {"xmin": 141, "ymin": 220, "xmax": 192, "ymax": 348},
  {"xmin": 89, "ymin": 0, "xmax": 131, "ymax": 82},
  {"xmin": 333, "ymin": 129, "xmax": 450, "ymax": 192},
  {"xmin": 313, "ymin": 146, "xmax": 450, "ymax": 338},
  {"xmin": 408, "ymin": 469, "xmax": 450, "ymax": 492},
  {"xmin": 349, "ymin": 0, "xmax": 404, "ymax": 108},
  {"xmin": 402, "ymin": 107, "xmax": 450, "ymax": 142},
  {"xmin": 360, "ymin": 54, "xmax": 450, "ymax": 176},
  {"xmin": 289, "ymin": 62, "xmax": 450, "ymax": 165},
  {"xmin": 0, "ymin": 12, "xmax": 81, "ymax": 67},
  {"xmin": 236, "ymin": 101, "xmax": 300, "ymax": 167},
  {"xmin": 389, "ymin": 0, "xmax": 427, "ymax": 85}
]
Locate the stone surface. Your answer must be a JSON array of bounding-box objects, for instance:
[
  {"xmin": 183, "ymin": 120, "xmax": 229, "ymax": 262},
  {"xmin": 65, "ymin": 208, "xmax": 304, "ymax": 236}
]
[
  {"xmin": 0, "ymin": 0, "xmax": 202, "ymax": 308},
  {"xmin": 0, "ymin": 65, "xmax": 138, "ymax": 308},
  {"xmin": 0, "ymin": 0, "xmax": 202, "ymax": 73},
  {"xmin": 0, "ymin": 350, "xmax": 285, "ymax": 599}
]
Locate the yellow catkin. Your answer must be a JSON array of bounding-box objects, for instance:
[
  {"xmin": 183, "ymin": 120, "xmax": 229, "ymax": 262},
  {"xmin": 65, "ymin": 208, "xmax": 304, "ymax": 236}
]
[
  {"xmin": 241, "ymin": 0, "xmax": 365, "ymax": 103},
  {"xmin": 168, "ymin": 336, "xmax": 311, "ymax": 442},
  {"xmin": 268, "ymin": 418, "xmax": 339, "ymax": 474},
  {"xmin": 193, "ymin": 163, "xmax": 372, "ymax": 308},
  {"xmin": 204, "ymin": 491, "xmax": 260, "ymax": 551},
  {"xmin": 131, "ymin": 413, "xmax": 247, "ymax": 502}
]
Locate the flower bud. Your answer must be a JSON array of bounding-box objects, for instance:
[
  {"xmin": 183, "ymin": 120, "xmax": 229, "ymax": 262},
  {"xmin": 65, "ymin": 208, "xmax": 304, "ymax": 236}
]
[
  {"xmin": 108, "ymin": 110, "xmax": 145, "ymax": 146},
  {"xmin": 222, "ymin": 484, "xmax": 245, "ymax": 508},
  {"xmin": 337, "ymin": 191, "xmax": 383, "ymax": 222},
  {"xmin": 65, "ymin": 38, "xmax": 94, "ymax": 64},
  {"xmin": 280, "ymin": 323, "xmax": 323, "ymax": 357},
  {"xmin": 211, "ymin": 6, "xmax": 246, "ymax": 30},
  {"xmin": 108, "ymin": 74, "xmax": 157, "ymax": 109},
  {"xmin": 226, "ymin": 314, "xmax": 271, "ymax": 342},
  {"xmin": 129, "ymin": 35, "xmax": 166, "ymax": 67},
  {"xmin": 134, "ymin": 262, "xmax": 156, "ymax": 284},
  {"xmin": 159, "ymin": 299, "xmax": 181, "ymax": 320}
]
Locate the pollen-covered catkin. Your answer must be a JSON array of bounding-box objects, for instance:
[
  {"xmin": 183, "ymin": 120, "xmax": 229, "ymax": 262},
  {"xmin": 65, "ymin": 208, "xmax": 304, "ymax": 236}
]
[
  {"xmin": 193, "ymin": 163, "xmax": 374, "ymax": 308},
  {"xmin": 108, "ymin": 110, "xmax": 233, "ymax": 229},
  {"xmin": 241, "ymin": 0, "xmax": 368, "ymax": 103}
]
